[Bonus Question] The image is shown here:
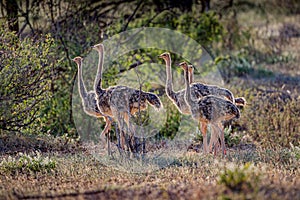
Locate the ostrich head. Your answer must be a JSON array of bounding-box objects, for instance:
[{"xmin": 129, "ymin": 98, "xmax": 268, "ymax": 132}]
[
  {"xmin": 92, "ymin": 43, "xmax": 104, "ymax": 52},
  {"xmin": 158, "ymin": 52, "xmax": 170, "ymax": 60},
  {"xmin": 72, "ymin": 56, "xmax": 83, "ymax": 65},
  {"xmin": 235, "ymin": 97, "xmax": 247, "ymax": 106},
  {"xmin": 178, "ymin": 61, "xmax": 188, "ymax": 71},
  {"xmin": 188, "ymin": 65, "xmax": 194, "ymax": 73}
]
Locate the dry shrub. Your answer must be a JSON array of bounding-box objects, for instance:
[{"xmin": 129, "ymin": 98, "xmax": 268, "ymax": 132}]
[{"xmin": 236, "ymin": 87, "xmax": 300, "ymax": 148}]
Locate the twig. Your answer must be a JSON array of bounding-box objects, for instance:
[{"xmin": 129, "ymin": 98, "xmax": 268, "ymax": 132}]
[
  {"xmin": 121, "ymin": 0, "xmax": 143, "ymax": 32},
  {"xmin": 119, "ymin": 59, "xmax": 143, "ymax": 73}
]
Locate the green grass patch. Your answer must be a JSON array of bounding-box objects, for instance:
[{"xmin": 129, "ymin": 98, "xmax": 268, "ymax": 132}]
[{"xmin": 0, "ymin": 151, "xmax": 56, "ymax": 174}]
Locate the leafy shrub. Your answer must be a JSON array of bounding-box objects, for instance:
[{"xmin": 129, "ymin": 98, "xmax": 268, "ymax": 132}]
[
  {"xmin": 247, "ymin": 93, "xmax": 299, "ymax": 148},
  {"xmin": 256, "ymin": 145, "xmax": 300, "ymax": 171},
  {"xmin": 216, "ymin": 50, "xmax": 273, "ymax": 83},
  {"xmin": 106, "ymin": 8, "xmax": 224, "ymax": 61},
  {"xmin": 218, "ymin": 163, "xmax": 260, "ymax": 194},
  {"xmin": 190, "ymin": 126, "xmax": 203, "ymax": 143},
  {"xmin": 224, "ymin": 126, "xmax": 241, "ymax": 147},
  {"xmin": 158, "ymin": 102, "xmax": 181, "ymax": 139},
  {"xmin": 175, "ymin": 11, "xmax": 224, "ymax": 46},
  {"xmin": 290, "ymin": 143, "xmax": 300, "ymax": 160},
  {"xmin": 0, "ymin": 151, "xmax": 56, "ymax": 174},
  {"xmin": 37, "ymin": 88, "xmax": 76, "ymax": 136},
  {"xmin": 0, "ymin": 22, "xmax": 61, "ymax": 132}
]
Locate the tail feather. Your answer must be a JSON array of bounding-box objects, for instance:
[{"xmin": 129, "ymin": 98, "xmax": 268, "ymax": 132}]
[
  {"xmin": 145, "ymin": 92, "xmax": 163, "ymax": 111},
  {"xmin": 234, "ymin": 106, "xmax": 240, "ymax": 119},
  {"xmin": 226, "ymin": 100, "xmax": 240, "ymax": 119},
  {"xmin": 224, "ymin": 89, "xmax": 234, "ymax": 103}
]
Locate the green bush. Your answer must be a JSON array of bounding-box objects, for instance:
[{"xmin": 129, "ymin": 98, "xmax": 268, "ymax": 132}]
[
  {"xmin": 224, "ymin": 126, "xmax": 241, "ymax": 147},
  {"xmin": 216, "ymin": 50, "xmax": 273, "ymax": 83},
  {"xmin": 0, "ymin": 22, "xmax": 61, "ymax": 133},
  {"xmin": 218, "ymin": 163, "xmax": 260, "ymax": 194},
  {"xmin": 174, "ymin": 11, "xmax": 224, "ymax": 46},
  {"xmin": 158, "ymin": 102, "xmax": 181, "ymax": 139}
]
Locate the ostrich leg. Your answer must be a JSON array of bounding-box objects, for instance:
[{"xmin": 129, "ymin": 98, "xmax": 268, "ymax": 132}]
[{"xmin": 200, "ymin": 122, "xmax": 208, "ymax": 153}]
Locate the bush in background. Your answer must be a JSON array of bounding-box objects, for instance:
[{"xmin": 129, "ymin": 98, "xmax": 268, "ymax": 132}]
[{"xmin": 0, "ymin": 23, "xmax": 61, "ymax": 133}]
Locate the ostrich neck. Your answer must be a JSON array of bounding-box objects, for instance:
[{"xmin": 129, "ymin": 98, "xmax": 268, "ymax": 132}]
[
  {"xmin": 189, "ymin": 69, "xmax": 194, "ymax": 84},
  {"xmin": 78, "ymin": 61, "xmax": 88, "ymax": 99},
  {"xmin": 184, "ymin": 68, "xmax": 194, "ymax": 107},
  {"xmin": 94, "ymin": 48, "xmax": 104, "ymax": 93},
  {"xmin": 165, "ymin": 57, "xmax": 174, "ymax": 96}
]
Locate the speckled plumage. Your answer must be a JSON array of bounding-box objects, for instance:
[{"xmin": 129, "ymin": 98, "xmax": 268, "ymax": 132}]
[
  {"xmin": 180, "ymin": 61, "xmax": 240, "ymax": 155},
  {"xmin": 93, "ymin": 44, "xmax": 162, "ymax": 151},
  {"xmin": 72, "ymin": 56, "xmax": 112, "ymax": 137},
  {"xmin": 188, "ymin": 65, "xmax": 246, "ymax": 152},
  {"xmin": 160, "ymin": 52, "xmax": 244, "ymax": 154},
  {"xmin": 94, "ymin": 72, "xmax": 162, "ymax": 119},
  {"xmin": 188, "ymin": 65, "xmax": 246, "ymax": 106},
  {"xmin": 190, "ymin": 95, "xmax": 240, "ymax": 122},
  {"xmin": 93, "ymin": 44, "xmax": 162, "ymax": 118},
  {"xmin": 83, "ymin": 92, "xmax": 102, "ymax": 117},
  {"xmin": 159, "ymin": 53, "xmax": 236, "ymax": 115}
]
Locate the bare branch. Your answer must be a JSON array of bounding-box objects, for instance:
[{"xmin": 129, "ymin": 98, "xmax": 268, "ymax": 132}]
[
  {"xmin": 121, "ymin": 0, "xmax": 143, "ymax": 32},
  {"xmin": 119, "ymin": 60, "xmax": 143, "ymax": 73}
]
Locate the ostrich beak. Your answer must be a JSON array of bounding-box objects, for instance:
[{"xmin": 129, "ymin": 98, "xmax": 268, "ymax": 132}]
[
  {"xmin": 178, "ymin": 62, "xmax": 184, "ymax": 66},
  {"xmin": 72, "ymin": 57, "xmax": 83, "ymax": 62},
  {"xmin": 92, "ymin": 44, "xmax": 103, "ymax": 50}
]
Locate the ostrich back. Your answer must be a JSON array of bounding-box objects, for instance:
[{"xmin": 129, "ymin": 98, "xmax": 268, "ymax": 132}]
[
  {"xmin": 192, "ymin": 95, "xmax": 240, "ymax": 122},
  {"xmin": 97, "ymin": 86, "xmax": 162, "ymax": 116},
  {"xmin": 192, "ymin": 83, "xmax": 234, "ymax": 103}
]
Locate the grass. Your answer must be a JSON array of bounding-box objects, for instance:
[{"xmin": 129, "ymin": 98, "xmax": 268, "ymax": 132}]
[
  {"xmin": 0, "ymin": 151, "xmax": 56, "ymax": 174},
  {"xmin": 0, "ymin": 131, "xmax": 299, "ymax": 199}
]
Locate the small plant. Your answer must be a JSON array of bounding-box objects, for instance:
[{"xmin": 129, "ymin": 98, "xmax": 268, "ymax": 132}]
[
  {"xmin": 218, "ymin": 163, "xmax": 260, "ymax": 194},
  {"xmin": 190, "ymin": 125, "xmax": 240, "ymax": 148},
  {"xmin": 216, "ymin": 50, "xmax": 274, "ymax": 83},
  {"xmin": 0, "ymin": 151, "xmax": 56, "ymax": 174},
  {"xmin": 190, "ymin": 126, "xmax": 203, "ymax": 143},
  {"xmin": 224, "ymin": 126, "xmax": 241, "ymax": 147},
  {"xmin": 290, "ymin": 142, "xmax": 300, "ymax": 160},
  {"xmin": 158, "ymin": 102, "xmax": 181, "ymax": 139}
]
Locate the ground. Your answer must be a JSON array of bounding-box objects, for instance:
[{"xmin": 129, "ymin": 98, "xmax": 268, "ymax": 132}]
[{"xmin": 0, "ymin": 132, "xmax": 299, "ymax": 199}]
